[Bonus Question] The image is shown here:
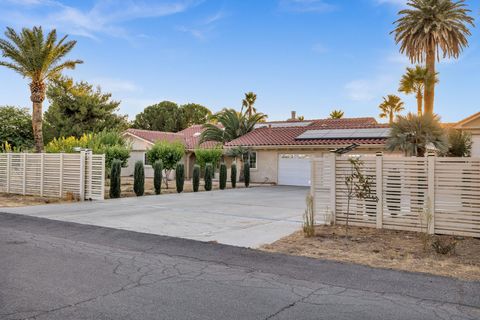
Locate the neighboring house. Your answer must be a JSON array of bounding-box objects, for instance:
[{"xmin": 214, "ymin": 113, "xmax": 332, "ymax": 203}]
[
  {"xmin": 122, "ymin": 125, "xmax": 218, "ymax": 178},
  {"xmin": 454, "ymin": 112, "xmax": 480, "ymax": 157},
  {"xmin": 225, "ymin": 117, "xmax": 391, "ymax": 186}
]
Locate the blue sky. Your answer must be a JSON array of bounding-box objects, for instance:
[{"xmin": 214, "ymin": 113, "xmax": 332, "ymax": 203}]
[{"xmin": 0, "ymin": 0, "xmax": 478, "ymax": 123}]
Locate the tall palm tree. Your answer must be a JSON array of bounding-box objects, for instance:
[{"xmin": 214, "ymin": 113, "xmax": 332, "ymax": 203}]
[
  {"xmin": 392, "ymin": 0, "xmax": 474, "ymax": 115},
  {"xmin": 329, "ymin": 110, "xmax": 344, "ymax": 119},
  {"xmin": 241, "ymin": 92, "xmax": 257, "ymax": 117},
  {"xmin": 379, "ymin": 95, "xmax": 405, "ymax": 124},
  {"xmin": 200, "ymin": 108, "xmax": 267, "ymax": 144},
  {"xmin": 398, "ymin": 65, "xmax": 438, "ymax": 116},
  {"xmin": 0, "ymin": 27, "xmax": 82, "ymax": 152}
]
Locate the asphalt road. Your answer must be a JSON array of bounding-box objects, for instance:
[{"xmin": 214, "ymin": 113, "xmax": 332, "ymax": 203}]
[{"xmin": 1, "ymin": 212, "xmax": 479, "ymax": 320}]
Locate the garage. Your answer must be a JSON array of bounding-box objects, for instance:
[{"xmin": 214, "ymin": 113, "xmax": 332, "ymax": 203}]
[{"xmin": 277, "ymin": 154, "xmax": 312, "ymax": 186}]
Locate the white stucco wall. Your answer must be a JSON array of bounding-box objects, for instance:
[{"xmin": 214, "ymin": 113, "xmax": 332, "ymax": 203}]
[{"xmin": 472, "ymin": 134, "xmax": 480, "ymax": 157}]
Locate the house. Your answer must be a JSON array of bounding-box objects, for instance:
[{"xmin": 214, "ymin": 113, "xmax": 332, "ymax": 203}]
[
  {"xmin": 454, "ymin": 112, "xmax": 480, "ymax": 156},
  {"xmin": 122, "ymin": 125, "xmax": 218, "ymax": 178},
  {"xmin": 225, "ymin": 116, "xmax": 390, "ymax": 186}
]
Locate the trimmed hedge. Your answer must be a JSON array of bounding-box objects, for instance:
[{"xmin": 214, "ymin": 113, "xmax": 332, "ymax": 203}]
[
  {"xmin": 193, "ymin": 164, "xmax": 200, "ymax": 192},
  {"xmin": 231, "ymin": 163, "xmax": 237, "ymax": 188},
  {"xmin": 244, "ymin": 162, "xmax": 250, "ymax": 188},
  {"xmin": 204, "ymin": 163, "xmax": 213, "ymax": 191},
  {"xmin": 109, "ymin": 159, "xmax": 122, "ymax": 198},
  {"xmin": 176, "ymin": 163, "xmax": 185, "ymax": 193},
  {"xmin": 134, "ymin": 161, "xmax": 145, "ymax": 196},
  {"xmin": 219, "ymin": 163, "xmax": 227, "ymax": 190},
  {"xmin": 153, "ymin": 160, "xmax": 163, "ymax": 195}
]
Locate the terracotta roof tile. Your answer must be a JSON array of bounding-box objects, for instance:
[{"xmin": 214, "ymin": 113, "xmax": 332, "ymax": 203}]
[{"xmin": 125, "ymin": 129, "xmax": 184, "ymax": 144}]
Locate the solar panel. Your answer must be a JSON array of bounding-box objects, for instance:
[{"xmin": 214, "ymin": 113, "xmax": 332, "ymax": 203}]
[{"xmin": 295, "ymin": 128, "xmax": 390, "ymax": 140}]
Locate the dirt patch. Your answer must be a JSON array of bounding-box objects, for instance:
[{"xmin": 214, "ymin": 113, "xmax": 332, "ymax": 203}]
[
  {"xmin": 0, "ymin": 193, "xmax": 73, "ymax": 208},
  {"xmin": 261, "ymin": 225, "xmax": 480, "ymax": 281}
]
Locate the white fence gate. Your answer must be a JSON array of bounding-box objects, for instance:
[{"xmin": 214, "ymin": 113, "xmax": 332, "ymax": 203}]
[
  {"xmin": 311, "ymin": 153, "xmax": 480, "ymax": 237},
  {"xmin": 0, "ymin": 151, "xmax": 105, "ymax": 200}
]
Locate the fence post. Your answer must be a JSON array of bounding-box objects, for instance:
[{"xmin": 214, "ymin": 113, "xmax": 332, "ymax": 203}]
[
  {"xmin": 87, "ymin": 150, "xmax": 93, "ymax": 200},
  {"xmin": 40, "ymin": 153, "xmax": 44, "ymax": 197},
  {"xmin": 101, "ymin": 154, "xmax": 105, "ymax": 200},
  {"xmin": 79, "ymin": 151, "xmax": 86, "ymax": 201},
  {"xmin": 6, "ymin": 153, "xmax": 11, "ymax": 193},
  {"xmin": 427, "ymin": 153, "xmax": 436, "ymax": 235},
  {"xmin": 376, "ymin": 152, "xmax": 383, "ymax": 229},
  {"xmin": 59, "ymin": 153, "xmax": 64, "ymax": 198},
  {"xmin": 330, "ymin": 152, "xmax": 336, "ymax": 223},
  {"xmin": 22, "ymin": 153, "xmax": 26, "ymax": 195}
]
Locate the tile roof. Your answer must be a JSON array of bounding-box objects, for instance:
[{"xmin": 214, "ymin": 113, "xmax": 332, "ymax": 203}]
[
  {"xmin": 226, "ymin": 118, "xmax": 388, "ymax": 147},
  {"xmin": 178, "ymin": 125, "xmax": 220, "ymax": 149},
  {"xmin": 125, "ymin": 129, "xmax": 184, "ymax": 143}
]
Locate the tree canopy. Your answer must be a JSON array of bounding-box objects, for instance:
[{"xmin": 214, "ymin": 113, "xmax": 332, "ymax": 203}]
[
  {"xmin": 43, "ymin": 77, "xmax": 128, "ymax": 142},
  {"xmin": 0, "ymin": 105, "xmax": 34, "ymax": 150}
]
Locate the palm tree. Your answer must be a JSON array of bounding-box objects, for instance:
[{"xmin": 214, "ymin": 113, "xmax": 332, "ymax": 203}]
[
  {"xmin": 329, "ymin": 110, "xmax": 344, "ymax": 119},
  {"xmin": 200, "ymin": 109, "xmax": 267, "ymax": 144},
  {"xmin": 392, "ymin": 0, "xmax": 474, "ymax": 115},
  {"xmin": 399, "ymin": 65, "xmax": 438, "ymax": 116},
  {"xmin": 241, "ymin": 92, "xmax": 257, "ymax": 117},
  {"xmin": 379, "ymin": 95, "xmax": 405, "ymax": 124},
  {"xmin": 386, "ymin": 113, "xmax": 448, "ymax": 157},
  {"xmin": 0, "ymin": 27, "xmax": 82, "ymax": 152}
]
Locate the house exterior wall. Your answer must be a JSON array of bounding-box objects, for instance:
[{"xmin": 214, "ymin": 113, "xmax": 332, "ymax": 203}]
[
  {"xmin": 472, "ymin": 134, "xmax": 480, "ymax": 157},
  {"xmin": 456, "ymin": 115, "xmax": 480, "ymax": 157}
]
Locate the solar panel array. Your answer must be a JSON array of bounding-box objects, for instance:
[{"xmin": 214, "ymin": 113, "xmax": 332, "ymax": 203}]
[
  {"xmin": 295, "ymin": 128, "xmax": 390, "ymax": 140},
  {"xmin": 255, "ymin": 121, "xmax": 313, "ymax": 129}
]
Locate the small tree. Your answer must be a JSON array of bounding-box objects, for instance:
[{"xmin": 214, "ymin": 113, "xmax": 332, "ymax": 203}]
[
  {"xmin": 244, "ymin": 162, "xmax": 250, "ymax": 187},
  {"xmin": 231, "ymin": 163, "xmax": 237, "ymax": 188},
  {"xmin": 134, "ymin": 161, "xmax": 145, "ymax": 196},
  {"xmin": 204, "ymin": 163, "xmax": 213, "ymax": 191},
  {"xmin": 146, "ymin": 140, "xmax": 185, "ymax": 188},
  {"xmin": 344, "ymin": 157, "xmax": 378, "ymax": 238},
  {"xmin": 109, "ymin": 159, "xmax": 122, "ymax": 199},
  {"xmin": 219, "ymin": 163, "xmax": 227, "ymax": 190},
  {"xmin": 176, "ymin": 163, "xmax": 185, "ymax": 193},
  {"xmin": 153, "ymin": 160, "xmax": 163, "ymax": 195},
  {"xmin": 195, "ymin": 147, "xmax": 223, "ymax": 176},
  {"xmin": 192, "ymin": 164, "xmax": 200, "ymax": 192},
  {"xmin": 303, "ymin": 194, "xmax": 315, "ymax": 237}
]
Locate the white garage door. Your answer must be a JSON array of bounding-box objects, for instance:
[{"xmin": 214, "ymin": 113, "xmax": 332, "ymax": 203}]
[{"xmin": 278, "ymin": 154, "xmax": 312, "ymax": 186}]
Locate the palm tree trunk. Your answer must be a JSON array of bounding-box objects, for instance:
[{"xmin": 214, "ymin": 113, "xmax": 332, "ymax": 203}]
[
  {"xmin": 30, "ymin": 81, "xmax": 46, "ymax": 152},
  {"xmin": 416, "ymin": 90, "xmax": 423, "ymax": 116},
  {"xmin": 389, "ymin": 110, "xmax": 394, "ymax": 124},
  {"xmin": 424, "ymin": 44, "xmax": 436, "ymax": 115}
]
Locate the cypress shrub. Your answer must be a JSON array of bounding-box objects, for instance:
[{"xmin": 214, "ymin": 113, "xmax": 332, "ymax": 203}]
[
  {"xmin": 192, "ymin": 164, "xmax": 200, "ymax": 192},
  {"xmin": 231, "ymin": 163, "xmax": 237, "ymax": 188},
  {"xmin": 219, "ymin": 163, "xmax": 227, "ymax": 190},
  {"xmin": 153, "ymin": 160, "xmax": 163, "ymax": 195},
  {"xmin": 109, "ymin": 159, "xmax": 122, "ymax": 198},
  {"xmin": 176, "ymin": 163, "xmax": 185, "ymax": 193},
  {"xmin": 134, "ymin": 161, "xmax": 145, "ymax": 196},
  {"xmin": 204, "ymin": 163, "xmax": 213, "ymax": 191},
  {"xmin": 244, "ymin": 162, "xmax": 250, "ymax": 188}
]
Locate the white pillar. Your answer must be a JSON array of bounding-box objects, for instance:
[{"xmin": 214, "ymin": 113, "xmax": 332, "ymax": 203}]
[
  {"xmin": 330, "ymin": 152, "xmax": 337, "ymax": 223},
  {"xmin": 376, "ymin": 152, "xmax": 383, "ymax": 229},
  {"xmin": 427, "ymin": 153, "xmax": 436, "ymax": 235}
]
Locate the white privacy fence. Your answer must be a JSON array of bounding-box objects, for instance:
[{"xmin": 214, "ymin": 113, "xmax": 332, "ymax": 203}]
[
  {"xmin": 311, "ymin": 154, "xmax": 480, "ymax": 237},
  {"xmin": 0, "ymin": 151, "xmax": 105, "ymax": 200}
]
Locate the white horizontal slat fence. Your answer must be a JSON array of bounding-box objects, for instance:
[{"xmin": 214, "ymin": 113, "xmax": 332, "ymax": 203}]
[
  {"xmin": 0, "ymin": 151, "xmax": 105, "ymax": 200},
  {"xmin": 311, "ymin": 153, "xmax": 480, "ymax": 237}
]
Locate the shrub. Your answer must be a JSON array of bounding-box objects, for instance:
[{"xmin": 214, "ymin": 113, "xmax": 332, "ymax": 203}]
[
  {"xmin": 231, "ymin": 163, "xmax": 237, "ymax": 188},
  {"xmin": 303, "ymin": 194, "xmax": 315, "ymax": 237},
  {"xmin": 103, "ymin": 145, "xmax": 130, "ymax": 171},
  {"xmin": 134, "ymin": 161, "xmax": 145, "ymax": 196},
  {"xmin": 204, "ymin": 163, "xmax": 213, "ymax": 191},
  {"xmin": 432, "ymin": 236, "xmax": 457, "ymax": 255},
  {"xmin": 195, "ymin": 147, "xmax": 223, "ymax": 175},
  {"xmin": 153, "ymin": 160, "xmax": 163, "ymax": 195},
  {"xmin": 445, "ymin": 129, "xmax": 472, "ymax": 157},
  {"xmin": 176, "ymin": 163, "xmax": 185, "ymax": 193},
  {"xmin": 243, "ymin": 162, "xmax": 250, "ymax": 187},
  {"xmin": 146, "ymin": 140, "xmax": 185, "ymax": 188},
  {"xmin": 109, "ymin": 159, "xmax": 122, "ymax": 198},
  {"xmin": 219, "ymin": 163, "xmax": 227, "ymax": 190},
  {"xmin": 193, "ymin": 164, "xmax": 200, "ymax": 192}
]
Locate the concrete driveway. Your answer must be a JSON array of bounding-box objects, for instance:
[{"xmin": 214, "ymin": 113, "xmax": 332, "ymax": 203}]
[{"xmin": 1, "ymin": 186, "xmax": 308, "ymax": 248}]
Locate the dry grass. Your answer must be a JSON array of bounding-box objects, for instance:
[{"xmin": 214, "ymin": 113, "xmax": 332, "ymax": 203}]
[
  {"xmin": 261, "ymin": 225, "xmax": 480, "ymax": 281},
  {"xmin": 0, "ymin": 193, "xmax": 74, "ymax": 208}
]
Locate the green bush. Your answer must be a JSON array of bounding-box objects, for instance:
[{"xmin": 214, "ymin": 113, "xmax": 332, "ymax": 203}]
[
  {"xmin": 195, "ymin": 147, "xmax": 223, "ymax": 175},
  {"xmin": 153, "ymin": 160, "xmax": 163, "ymax": 195},
  {"xmin": 146, "ymin": 140, "xmax": 185, "ymax": 189},
  {"xmin": 244, "ymin": 162, "xmax": 250, "ymax": 188},
  {"xmin": 193, "ymin": 164, "xmax": 200, "ymax": 192},
  {"xmin": 109, "ymin": 159, "xmax": 122, "ymax": 198},
  {"xmin": 231, "ymin": 163, "xmax": 237, "ymax": 188},
  {"xmin": 103, "ymin": 145, "xmax": 130, "ymax": 171},
  {"xmin": 176, "ymin": 163, "xmax": 185, "ymax": 193},
  {"xmin": 134, "ymin": 161, "xmax": 145, "ymax": 196},
  {"xmin": 219, "ymin": 163, "xmax": 227, "ymax": 190},
  {"xmin": 204, "ymin": 163, "xmax": 213, "ymax": 191}
]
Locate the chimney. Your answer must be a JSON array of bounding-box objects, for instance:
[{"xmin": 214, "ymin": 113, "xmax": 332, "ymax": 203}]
[{"xmin": 290, "ymin": 110, "xmax": 296, "ymax": 120}]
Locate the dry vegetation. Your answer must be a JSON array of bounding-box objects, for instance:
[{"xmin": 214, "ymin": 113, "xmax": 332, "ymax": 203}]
[
  {"xmin": 261, "ymin": 225, "xmax": 480, "ymax": 281},
  {"xmin": 0, "ymin": 193, "xmax": 73, "ymax": 207}
]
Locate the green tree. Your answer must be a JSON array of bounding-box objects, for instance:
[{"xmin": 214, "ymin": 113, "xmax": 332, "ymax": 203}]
[
  {"xmin": 386, "ymin": 113, "xmax": 448, "ymax": 157},
  {"xmin": 44, "ymin": 77, "xmax": 128, "ymax": 141},
  {"xmin": 0, "ymin": 26, "xmax": 83, "ymax": 152},
  {"xmin": 146, "ymin": 140, "xmax": 185, "ymax": 189},
  {"xmin": 329, "ymin": 110, "xmax": 344, "ymax": 119},
  {"xmin": 379, "ymin": 95, "xmax": 404, "ymax": 124},
  {"xmin": 180, "ymin": 103, "xmax": 212, "ymax": 127},
  {"xmin": 194, "ymin": 147, "xmax": 223, "ymax": 171},
  {"xmin": 132, "ymin": 101, "xmax": 181, "ymax": 132},
  {"xmin": 392, "ymin": 0, "xmax": 474, "ymax": 115},
  {"xmin": 399, "ymin": 65, "xmax": 438, "ymax": 116},
  {"xmin": 0, "ymin": 106, "xmax": 34, "ymax": 149},
  {"xmin": 241, "ymin": 92, "xmax": 257, "ymax": 117},
  {"xmin": 200, "ymin": 109, "xmax": 267, "ymax": 144}
]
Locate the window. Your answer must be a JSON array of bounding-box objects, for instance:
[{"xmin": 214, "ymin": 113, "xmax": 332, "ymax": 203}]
[
  {"xmin": 242, "ymin": 151, "xmax": 257, "ymax": 169},
  {"xmin": 144, "ymin": 153, "xmax": 152, "ymax": 166}
]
